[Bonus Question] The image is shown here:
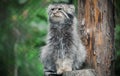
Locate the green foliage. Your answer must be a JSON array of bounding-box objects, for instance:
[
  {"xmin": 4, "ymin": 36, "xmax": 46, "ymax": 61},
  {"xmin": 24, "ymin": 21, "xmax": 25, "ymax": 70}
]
[
  {"xmin": 11, "ymin": 0, "xmax": 48, "ymax": 75},
  {"xmin": 115, "ymin": 25, "xmax": 120, "ymax": 56},
  {"xmin": 18, "ymin": 0, "xmax": 28, "ymax": 4},
  {"xmin": 0, "ymin": 0, "xmax": 49, "ymax": 76},
  {"xmin": 115, "ymin": 25, "xmax": 120, "ymax": 76}
]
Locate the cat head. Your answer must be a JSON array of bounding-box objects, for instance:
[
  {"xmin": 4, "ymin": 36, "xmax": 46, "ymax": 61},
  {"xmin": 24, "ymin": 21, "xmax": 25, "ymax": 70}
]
[{"xmin": 47, "ymin": 4, "xmax": 75, "ymax": 24}]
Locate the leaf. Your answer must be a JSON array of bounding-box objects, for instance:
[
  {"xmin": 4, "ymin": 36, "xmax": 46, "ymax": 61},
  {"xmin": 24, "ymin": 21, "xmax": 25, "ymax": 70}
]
[{"xmin": 18, "ymin": 0, "xmax": 28, "ymax": 4}]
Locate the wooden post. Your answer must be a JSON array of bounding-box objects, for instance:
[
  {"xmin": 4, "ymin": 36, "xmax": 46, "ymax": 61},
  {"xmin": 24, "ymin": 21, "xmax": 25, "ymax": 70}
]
[{"xmin": 77, "ymin": 0, "xmax": 115, "ymax": 76}]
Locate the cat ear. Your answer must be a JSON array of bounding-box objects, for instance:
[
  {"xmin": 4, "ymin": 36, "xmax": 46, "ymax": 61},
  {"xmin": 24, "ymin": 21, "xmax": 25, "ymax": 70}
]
[
  {"xmin": 68, "ymin": 5, "xmax": 75, "ymax": 14},
  {"xmin": 47, "ymin": 4, "xmax": 53, "ymax": 13},
  {"xmin": 69, "ymin": 5, "xmax": 75, "ymax": 10}
]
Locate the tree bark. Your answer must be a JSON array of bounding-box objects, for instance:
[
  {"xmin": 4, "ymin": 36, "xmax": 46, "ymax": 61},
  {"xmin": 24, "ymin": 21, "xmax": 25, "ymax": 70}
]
[{"xmin": 78, "ymin": 0, "xmax": 115, "ymax": 76}]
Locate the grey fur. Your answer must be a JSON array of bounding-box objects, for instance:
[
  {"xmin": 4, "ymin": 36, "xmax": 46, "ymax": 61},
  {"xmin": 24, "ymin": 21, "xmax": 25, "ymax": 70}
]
[{"xmin": 41, "ymin": 4, "xmax": 86, "ymax": 76}]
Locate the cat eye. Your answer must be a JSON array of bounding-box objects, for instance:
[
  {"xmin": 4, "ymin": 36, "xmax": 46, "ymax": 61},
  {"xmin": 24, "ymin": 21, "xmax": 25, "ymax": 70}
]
[
  {"xmin": 58, "ymin": 8, "xmax": 62, "ymax": 10},
  {"xmin": 51, "ymin": 8, "xmax": 55, "ymax": 11}
]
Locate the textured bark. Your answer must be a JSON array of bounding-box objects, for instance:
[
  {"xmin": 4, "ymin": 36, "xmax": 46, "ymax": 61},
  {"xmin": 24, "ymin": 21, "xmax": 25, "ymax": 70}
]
[
  {"xmin": 63, "ymin": 69, "xmax": 96, "ymax": 76},
  {"xmin": 78, "ymin": 0, "xmax": 115, "ymax": 76}
]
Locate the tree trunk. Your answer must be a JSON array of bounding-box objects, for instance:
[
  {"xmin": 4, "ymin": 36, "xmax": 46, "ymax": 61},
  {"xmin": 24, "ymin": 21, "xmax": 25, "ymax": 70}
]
[{"xmin": 78, "ymin": 0, "xmax": 115, "ymax": 76}]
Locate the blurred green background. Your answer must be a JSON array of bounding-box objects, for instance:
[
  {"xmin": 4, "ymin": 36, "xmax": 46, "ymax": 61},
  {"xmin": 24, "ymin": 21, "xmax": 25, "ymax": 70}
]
[{"xmin": 0, "ymin": 0, "xmax": 119, "ymax": 76}]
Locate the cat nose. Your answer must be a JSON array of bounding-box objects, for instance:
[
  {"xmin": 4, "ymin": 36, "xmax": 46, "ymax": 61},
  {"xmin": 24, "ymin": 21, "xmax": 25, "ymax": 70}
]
[
  {"xmin": 52, "ymin": 10, "xmax": 58, "ymax": 14},
  {"xmin": 53, "ymin": 12, "xmax": 58, "ymax": 16},
  {"xmin": 53, "ymin": 12, "xmax": 57, "ymax": 15},
  {"xmin": 53, "ymin": 11, "xmax": 57, "ymax": 14}
]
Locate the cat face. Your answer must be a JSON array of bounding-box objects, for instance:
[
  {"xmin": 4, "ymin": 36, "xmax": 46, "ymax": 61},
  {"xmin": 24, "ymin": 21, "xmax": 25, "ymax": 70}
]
[{"xmin": 47, "ymin": 4, "xmax": 75, "ymax": 23}]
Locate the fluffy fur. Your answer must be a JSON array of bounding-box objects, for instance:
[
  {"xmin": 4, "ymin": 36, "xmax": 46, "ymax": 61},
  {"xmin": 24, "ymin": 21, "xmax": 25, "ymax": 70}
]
[{"xmin": 41, "ymin": 4, "xmax": 86, "ymax": 76}]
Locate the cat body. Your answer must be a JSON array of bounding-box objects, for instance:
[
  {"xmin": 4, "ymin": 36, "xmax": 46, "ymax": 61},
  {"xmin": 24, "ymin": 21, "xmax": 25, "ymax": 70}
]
[{"xmin": 41, "ymin": 4, "xmax": 86, "ymax": 76}]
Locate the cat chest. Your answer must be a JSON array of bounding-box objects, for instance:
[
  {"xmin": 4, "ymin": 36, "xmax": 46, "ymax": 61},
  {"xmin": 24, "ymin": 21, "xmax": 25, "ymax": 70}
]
[{"xmin": 50, "ymin": 35, "xmax": 72, "ymax": 50}]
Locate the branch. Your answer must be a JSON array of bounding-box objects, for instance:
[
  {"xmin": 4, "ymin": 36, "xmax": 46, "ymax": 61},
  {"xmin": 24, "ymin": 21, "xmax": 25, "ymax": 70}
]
[{"xmin": 63, "ymin": 69, "xmax": 96, "ymax": 76}]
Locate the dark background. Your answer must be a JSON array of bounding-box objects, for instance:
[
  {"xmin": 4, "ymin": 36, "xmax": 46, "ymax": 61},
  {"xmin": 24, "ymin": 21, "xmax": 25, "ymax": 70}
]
[{"xmin": 0, "ymin": 0, "xmax": 119, "ymax": 76}]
